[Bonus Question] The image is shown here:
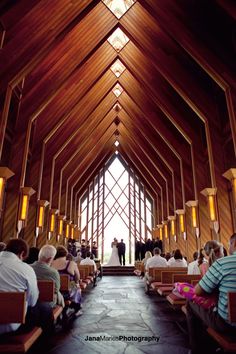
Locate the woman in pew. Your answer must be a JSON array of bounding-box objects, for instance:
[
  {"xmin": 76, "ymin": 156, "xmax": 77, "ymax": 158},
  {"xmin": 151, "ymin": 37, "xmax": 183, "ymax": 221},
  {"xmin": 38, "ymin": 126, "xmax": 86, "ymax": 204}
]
[
  {"xmin": 167, "ymin": 249, "xmax": 187, "ymax": 267},
  {"xmin": 186, "ymin": 234, "xmax": 236, "ymax": 354},
  {"xmin": 198, "ymin": 240, "xmax": 224, "ymax": 276},
  {"xmin": 141, "ymin": 251, "xmax": 152, "ymax": 277},
  {"xmin": 52, "ymin": 246, "xmax": 82, "ymax": 316},
  {"xmin": 142, "ymin": 251, "xmax": 152, "ymax": 267}
]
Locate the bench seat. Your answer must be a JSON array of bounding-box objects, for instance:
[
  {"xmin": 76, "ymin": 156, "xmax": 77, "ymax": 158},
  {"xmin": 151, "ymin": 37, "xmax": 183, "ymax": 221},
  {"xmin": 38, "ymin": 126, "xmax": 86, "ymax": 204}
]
[
  {"xmin": 0, "ymin": 326, "xmax": 42, "ymax": 353},
  {"xmin": 52, "ymin": 306, "xmax": 63, "ymax": 321},
  {"xmin": 207, "ymin": 328, "xmax": 236, "ymax": 352},
  {"xmin": 166, "ymin": 292, "xmax": 186, "ymax": 305},
  {"xmin": 157, "ymin": 285, "xmax": 173, "ymax": 296}
]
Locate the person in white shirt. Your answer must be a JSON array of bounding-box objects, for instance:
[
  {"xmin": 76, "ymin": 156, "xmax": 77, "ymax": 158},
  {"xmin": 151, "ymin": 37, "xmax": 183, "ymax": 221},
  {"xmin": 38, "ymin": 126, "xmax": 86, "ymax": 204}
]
[
  {"xmin": 187, "ymin": 251, "xmax": 201, "ymax": 275},
  {"xmin": 145, "ymin": 247, "xmax": 168, "ymax": 282},
  {"xmin": 167, "ymin": 249, "xmax": 187, "ymax": 267},
  {"xmin": 80, "ymin": 251, "xmax": 97, "ymax": 272},
  {"xmin": 0, "ymin": 239, "xmax": 39, "ymax": 334}
]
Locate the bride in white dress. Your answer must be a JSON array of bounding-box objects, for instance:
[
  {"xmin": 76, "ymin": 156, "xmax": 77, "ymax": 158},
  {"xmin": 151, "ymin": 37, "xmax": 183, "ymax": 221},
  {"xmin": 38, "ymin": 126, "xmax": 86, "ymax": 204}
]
[{"xmin": 105, "ymin": 238, "xmax": 121, "ymax": 266}]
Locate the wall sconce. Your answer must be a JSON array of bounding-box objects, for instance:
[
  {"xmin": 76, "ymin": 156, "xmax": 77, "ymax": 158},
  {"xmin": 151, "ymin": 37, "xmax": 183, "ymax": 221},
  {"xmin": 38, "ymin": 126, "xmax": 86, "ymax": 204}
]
[
  {"xmin": 157, "ymin": 224, "xmax": 163, "ymax": 240},
  {"xmin": 36, "ymin": 200, "xmax": 49, "ymax": 235},
  {"xmin": 186, "ymin": 200, "xmax": 200, "ymax": 237},
  {"xmin": 70, "ymin": 223, "xmax": 75, "ymax": 239},
  {"xmin": 223, "ymin": 168, "xmax": 236, "ymax": 207},
  {"xmin": 0, "ymin": 167, "xmax": 14, "ymax": 214},
  {"xmin": 57, "ymin": 215, "xmax": 65, "ymax": 242},
  {"xmin": 201, "ymin": 187, "xmax": 217, "ymax": 218},
  {"xmin": 175, "ymin": 209, "xmax": 186, "ymax": 240},
  {"xmin": 58, "ymin": 215, "xmax": 65, "ymax": 236},
  {"xmin": 168, "ymin": 216, "xmax": 176, "ymax": 241},
  {"xmin": 48, "ymin": 209, "xmax": 59, "ymax": 240},
  {"xmin": 162, "ymin": 220, "xmax": 168, "ymax": 240},
  {"xmin": 201, "ymin": 188, "xmax": 219, "ymax": 233},
  {"xmin": 18, "ymin": 187, "xmax": 35, "ymax": 226},
  {"xmin": 65, "ymin": 221, "xmax": 70, "ymax": 239}
]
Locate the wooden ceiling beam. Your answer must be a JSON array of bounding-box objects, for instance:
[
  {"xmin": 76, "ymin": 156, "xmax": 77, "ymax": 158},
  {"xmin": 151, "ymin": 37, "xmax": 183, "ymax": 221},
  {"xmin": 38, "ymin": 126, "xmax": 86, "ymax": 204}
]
[
  {"xmin": 118, "ymin": 109, "xmax": 176, "ymax": 212},
  {"xmin": 140, "ymin": 0, "xmax": 236, "ymax": 154}
]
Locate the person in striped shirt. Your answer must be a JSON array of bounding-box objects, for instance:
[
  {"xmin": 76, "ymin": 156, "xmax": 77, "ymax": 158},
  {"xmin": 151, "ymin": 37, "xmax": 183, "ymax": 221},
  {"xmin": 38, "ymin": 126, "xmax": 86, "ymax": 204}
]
[{"xmin": 186, "ymin": 234, "xmax": 236, "ymax": 354}]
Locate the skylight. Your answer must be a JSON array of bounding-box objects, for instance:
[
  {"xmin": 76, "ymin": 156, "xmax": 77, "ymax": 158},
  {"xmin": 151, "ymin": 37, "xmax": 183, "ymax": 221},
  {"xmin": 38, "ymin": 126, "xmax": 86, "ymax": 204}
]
[
  {"xmin": 102, "ymin": 0, "xmax": 135, "ymax": 19},
  {"xmin": 107, "ymin": 28, "xmax": 129, "ymax": 52},
  {"xmin": 112, "ymin": 83, "xmax": 123, "ymax": 97},
  {"xmin": 110, "ymin": 59, "xmax": 126, "ymax": 77}
]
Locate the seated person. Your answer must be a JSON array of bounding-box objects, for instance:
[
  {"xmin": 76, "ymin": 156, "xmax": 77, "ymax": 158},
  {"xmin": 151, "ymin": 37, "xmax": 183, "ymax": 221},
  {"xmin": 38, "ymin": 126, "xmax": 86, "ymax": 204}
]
[
  {"xmin": 186, "ymin": 234, "xmax": 236, "ymax": 354},
  {"xmin": 0, "ymin": 239, "xmax": 39, "ymax": 334},
  {"xmin": 31, "ymin": 245, "xmax": 64, "ymax": 307},
  {"xmin": 141, "ymin": 251, "xmax": 152, "ymax": 277},
  {"xmin": 24, "ymin": 246, "xmax": 39, "ymax": 264},
  {"xmin": 167, "ymin": 249, "xmax": 187, "ymax": 267},
  {"xmin": 0, "ymin": 239, "xmax": 55, "ymax": 334},
  {"xmin": 80, "ymin": 251, "xmax": 97, "ymax": 273},
  {"xmin": 145, "ymin": 247, "xmax": 167, "ymax": 281},
  {"xmin": 142, "ymin": 251, "xmax": 153, "ymax": 267},
  {"xmin": 92, "ymin": 241, "xmax": 98, "ymax": 258},
  {"xmin": 52, "ymin": 246, "xmax": 82, "ymax": 316},
  {"xmin": 199, "ymin": 240, "xmax": 224, "ymax": 276},
  {"xmin": 187, "ymin": 251, "xmax": 200, "ymax": 275},
  {"xmin": 165, "ymin": 252, "xmax": 171, "ymax": 262}
]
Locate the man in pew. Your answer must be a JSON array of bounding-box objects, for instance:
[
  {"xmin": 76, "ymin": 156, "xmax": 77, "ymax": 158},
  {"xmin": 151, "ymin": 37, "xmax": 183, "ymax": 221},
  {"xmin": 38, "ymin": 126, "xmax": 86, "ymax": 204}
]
[
  {"xmin": 80, "ymin": 251, "xmax": 97, "ymax": 273},
  {"xmin": 31, "ymin": 245, "xmax": 64, "ymax": 308},
  {"xmin": 186, "ymin": 234, "xmax": 236, "ymax": 354},
  {"xmin": 0, "ymin": 239, "xmax": 55, "ymax": 336},
  {"xmin": 145, "ymin": 247, "xmax": 167, "ymax": 281},
  {"xmin": 0, "ymin": 239, "xmax": 38, "ymax": 334}
]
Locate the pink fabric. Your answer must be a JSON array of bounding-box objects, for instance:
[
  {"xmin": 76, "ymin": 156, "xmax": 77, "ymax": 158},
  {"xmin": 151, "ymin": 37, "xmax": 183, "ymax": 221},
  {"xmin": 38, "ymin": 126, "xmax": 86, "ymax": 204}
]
[
  {"xmin": 174, "ymin": 282, "xmax": 217, "ymax": 309},
  {"xmin": 199, "ymin": 263, "xmax": 208, "ymax": 276}
]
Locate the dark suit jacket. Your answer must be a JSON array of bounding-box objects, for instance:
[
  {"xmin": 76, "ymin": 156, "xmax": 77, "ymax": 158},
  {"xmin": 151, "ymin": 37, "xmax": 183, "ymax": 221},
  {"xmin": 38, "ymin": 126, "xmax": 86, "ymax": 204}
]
[{"xmin": 117, "ymin": 241, "xmax": 126, "ymax": 255}]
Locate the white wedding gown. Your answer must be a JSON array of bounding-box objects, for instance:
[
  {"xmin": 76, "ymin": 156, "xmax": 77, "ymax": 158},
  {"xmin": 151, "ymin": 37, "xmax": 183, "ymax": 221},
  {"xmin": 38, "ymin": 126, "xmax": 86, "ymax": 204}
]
[{"xmin": 105, "ymin": 245, "xmax": 121, "ymax": 266}]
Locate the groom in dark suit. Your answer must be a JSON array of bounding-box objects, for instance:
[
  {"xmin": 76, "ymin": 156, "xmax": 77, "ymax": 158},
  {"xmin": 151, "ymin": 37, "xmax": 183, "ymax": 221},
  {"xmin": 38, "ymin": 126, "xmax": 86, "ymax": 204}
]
[{"xmin": 117, "ymin": 239, "xmax": 126, "ymax": 266}]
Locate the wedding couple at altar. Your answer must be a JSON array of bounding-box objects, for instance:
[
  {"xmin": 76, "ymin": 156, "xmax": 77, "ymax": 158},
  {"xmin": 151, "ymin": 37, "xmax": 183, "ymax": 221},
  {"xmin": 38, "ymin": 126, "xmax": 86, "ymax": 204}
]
[{"xmin": 106, "ymin": 238, "xmax": 126, "ymax": 266}]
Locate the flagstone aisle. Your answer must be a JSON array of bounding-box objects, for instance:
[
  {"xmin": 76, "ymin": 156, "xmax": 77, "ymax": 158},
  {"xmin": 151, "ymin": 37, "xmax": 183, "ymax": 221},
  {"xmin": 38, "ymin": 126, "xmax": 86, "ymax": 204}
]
[{"xmin": 32, "ymin": 276, "xmax": 190, "ymax": 354}]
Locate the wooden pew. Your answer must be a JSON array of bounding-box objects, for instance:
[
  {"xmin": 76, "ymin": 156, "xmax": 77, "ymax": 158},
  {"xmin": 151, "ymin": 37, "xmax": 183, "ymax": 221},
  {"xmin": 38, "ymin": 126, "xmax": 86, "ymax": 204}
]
[
  {"xmin": 150, "ymin": 268, "xmax": 187, "ymax": 292},
  {"xmin": 37, "ymin": 280, "xmax": 63, "ymax": 321},
  {"xmin": 59, "ymin": 274, "xmax": 80, "ymax": 327},
  {"xmin": 166, "ymin": 274, "xmax": 201, "ymax": 305},
  {"xmin": 76, "ymin": 267, "xmax": 88, "ymax": 290},
  {"xmin": 78, "ymin": 265, "xmax": 91, "ymax": 285},
  {"xmin": 156, "ymin": 270, "xmax": 192, "ymax": 296},
  {"xmin": 60, "ymin": 274, "xmax": 70, "ymax": 293},
  {"xmin": 207, "ymin": 292, "xmax": 236, "ymax": 352},
  {"xmin": 94, "ymin": 259, "xmax": 102, "ymax": 278},
  {"xmin": 134, "ymin": 261, "xmax": 144, "ymax": 276},
  {"xmin": 0, "ymin": 292, "xmax": 42, "ymax": 353},
  {"xmin": 145, "ymin": 267, "xmax": 170, "ymax": 293},
  {"xmin": 86, "ymin": 264, "xmax": 98, "ymax": 286},
  {"xmin": 78, "ymin": 264, "xmax": 98, "ymax": 286}
]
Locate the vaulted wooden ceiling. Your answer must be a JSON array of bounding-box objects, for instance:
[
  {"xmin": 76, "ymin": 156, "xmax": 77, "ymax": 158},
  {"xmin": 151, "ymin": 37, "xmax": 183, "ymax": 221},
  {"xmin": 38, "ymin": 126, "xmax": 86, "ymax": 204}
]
[{"xmin": 0, "ymin": 0, "xmax": 236, "ymax": 251}]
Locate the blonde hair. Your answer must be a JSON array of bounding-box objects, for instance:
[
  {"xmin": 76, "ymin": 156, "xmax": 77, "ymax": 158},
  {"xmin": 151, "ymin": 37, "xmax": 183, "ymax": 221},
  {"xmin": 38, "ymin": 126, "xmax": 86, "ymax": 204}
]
[
  {"xmin": 144, "ymin": 251, "xmax": 152, "ymax": 260},
  {"xmin": 204, "ymin": 240, "xmax": 224, "ymax": 266}
]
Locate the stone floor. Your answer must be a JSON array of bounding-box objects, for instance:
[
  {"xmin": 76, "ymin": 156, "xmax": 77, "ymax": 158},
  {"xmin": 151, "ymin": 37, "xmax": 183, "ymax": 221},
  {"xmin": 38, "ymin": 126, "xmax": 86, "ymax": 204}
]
[{"xmin": 31, "ymin": 276, "xmax": 191, "ymax": 354}]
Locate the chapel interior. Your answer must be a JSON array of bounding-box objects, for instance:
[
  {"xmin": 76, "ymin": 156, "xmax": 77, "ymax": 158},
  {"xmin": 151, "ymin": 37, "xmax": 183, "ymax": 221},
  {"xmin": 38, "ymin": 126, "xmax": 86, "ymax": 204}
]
[{"xmin": 0, "ymin": 0, "xmax": 236, "ymax": 353}]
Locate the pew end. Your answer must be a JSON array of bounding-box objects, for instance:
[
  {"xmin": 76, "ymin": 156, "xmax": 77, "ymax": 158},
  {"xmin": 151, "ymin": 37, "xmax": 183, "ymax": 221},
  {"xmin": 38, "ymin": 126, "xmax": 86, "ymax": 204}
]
[{"xmin": 0, "ymin": 292, "xmax": 42, "ymax": 353}]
